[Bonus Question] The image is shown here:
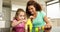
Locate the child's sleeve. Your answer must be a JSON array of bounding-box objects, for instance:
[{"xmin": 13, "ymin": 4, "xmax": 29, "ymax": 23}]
[
  {"xmin": 11, "ymin": 19, "xmax": 17, "ymax": 23},
  {"xmin": 11, "ymin": 17, "xmax": 16, "ymax": 22}
]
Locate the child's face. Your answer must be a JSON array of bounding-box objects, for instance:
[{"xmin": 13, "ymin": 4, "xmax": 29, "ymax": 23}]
[{"xmin": 17, "ymin": 12, "xmax": 26, "ymax": 21}]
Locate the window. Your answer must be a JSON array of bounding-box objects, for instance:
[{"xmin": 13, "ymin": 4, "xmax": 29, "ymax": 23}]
[{"xmin": 47, "ymin": 1, "xmax": 59, "ymax": 19}]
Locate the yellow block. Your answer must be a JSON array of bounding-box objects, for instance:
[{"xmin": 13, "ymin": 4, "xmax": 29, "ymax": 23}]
[
  {"xmin": 35, "ymin": 27, "xmax": 39, "ymax": 32},
  {"xmin": 26, "ymin": 19, "xmax": 33, "ymax": 32},
  {"xmin": 35, "ymin": 26, "xmax": 44, "ymax": 32},
  {"xmin": 41, "ymin": 26, "xmax": 44, "ymax": 30}
]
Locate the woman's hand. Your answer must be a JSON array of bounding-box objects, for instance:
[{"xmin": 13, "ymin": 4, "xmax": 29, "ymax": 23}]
[
  {"xmin": 44, "ymin": 23, "xmax": 52, "ymax": 31},
  {"xmin": 45, "ymin": 23, "xmax": 52, "ymax": 28},
  {"xmin": 30, "ymin": 16, "xmax": 34, "ymax": 19}
]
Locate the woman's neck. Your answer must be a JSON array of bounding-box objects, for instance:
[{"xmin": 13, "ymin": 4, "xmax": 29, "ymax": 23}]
[{"xmin": 33, "ymin": 12, "xmax": 37, "ymax": 18}]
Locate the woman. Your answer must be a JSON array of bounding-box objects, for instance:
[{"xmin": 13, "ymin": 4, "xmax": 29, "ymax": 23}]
[{"xmin": 26, "ymin": 1, "xmax": 52, "ymax": 32}]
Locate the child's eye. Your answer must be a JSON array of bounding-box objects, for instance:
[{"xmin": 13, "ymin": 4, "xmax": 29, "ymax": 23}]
[
  {"xmin": 24, "ymin": 18, "xmax": 26, "ymax": 19},
  {"xmin": 20, "ymin": 15, "xmax": 22, "ymax": 17}
]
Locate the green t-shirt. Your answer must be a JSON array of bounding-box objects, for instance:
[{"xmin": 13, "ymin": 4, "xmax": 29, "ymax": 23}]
[{"xmin": 33, "ymin": 11, "xmax": 46, "ymax": 27}]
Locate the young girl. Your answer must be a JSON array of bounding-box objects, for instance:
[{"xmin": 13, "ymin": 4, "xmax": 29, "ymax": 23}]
[{"xmin": 11, "ymin": 8, "xmax": 27, "ymax": 32}]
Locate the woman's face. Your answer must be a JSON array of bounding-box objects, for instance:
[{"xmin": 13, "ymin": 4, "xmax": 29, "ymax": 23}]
[{"xmin": 28, "ymin": 5, "xmax": 36, "ymax": 15}]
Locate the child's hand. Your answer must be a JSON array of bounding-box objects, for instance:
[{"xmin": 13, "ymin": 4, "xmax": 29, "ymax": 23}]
[
  {"xmin": 21, "ymin": 18, "xmax": 27, "ymax": 23},
  {"xmin": 22, "ymin": 19, "xmax": 27, "ymax": 23},
  {"xmin": 17, "ymin": 20, "xmax": 22, "ymax": 23}
]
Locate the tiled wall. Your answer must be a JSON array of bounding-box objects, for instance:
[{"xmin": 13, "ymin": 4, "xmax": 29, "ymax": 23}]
[
  {"xmin": 57, "ymin": 19, "xmax": 60, "ymax": 26},
  {"xmin": 0, "ymin": 28, "xmax": 10, "ymax": 32},
  {"xmin": 0, "ymin": 0, "xmax": 2, "ymax": 12},
  {"xmin": 51, "ymin": 19, "xmax": 60, "ymax": 27},
  {"xmin": 0, "ymin": 1, "xmax": 11, "ymax": 31},
  {"xmin": 0, "ymin": 0, "xmax": 2, "ymax": 20},
  {"xmin": 2, "ymin": 7, "xmax": 11, "ymax": 28},
  {"xmin": 0, "ymin": 7, "xmax": 11, "ymax": 32}
]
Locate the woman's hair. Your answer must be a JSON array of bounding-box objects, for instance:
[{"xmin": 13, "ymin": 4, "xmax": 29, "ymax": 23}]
[
  {"xmin": 26, "ymin": 1, "xmax": 42, "ymax": 17},
  {"xmin": 15, "ymin": 8, "xmax": 27, "ymax": 20}
]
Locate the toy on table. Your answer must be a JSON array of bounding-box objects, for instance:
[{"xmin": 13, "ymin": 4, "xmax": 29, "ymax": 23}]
[
  {"xmin": 35, "ymin": 26, "xmax": 44, "ymax": 32},
  {"xmin": 26, "ymin": 19, "xmax": 33, "ymax": 32}
]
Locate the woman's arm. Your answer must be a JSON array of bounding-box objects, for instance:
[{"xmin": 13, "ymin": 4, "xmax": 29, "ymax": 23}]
[{"xmin": 44, "ymin": 16, "xmax": 52, "ymax": 28}]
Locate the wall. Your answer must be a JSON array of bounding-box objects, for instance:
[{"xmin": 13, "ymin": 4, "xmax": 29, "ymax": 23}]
[
  {"xmin": 0, "ymin": 0, "xmax": 2, "ymax": 12},
  {"xmin": 46, "ymin": 1, "xmax": 60, "ymax": 27},
  {"xmin": 0, "ymin": 0, "xmax": 11, "ymax": 32},
  {"xmin": 2, "ymin": 7, "xmax": 11, "ymax": 28},
  {"xmin": 0, "ymin": 0, "xmax": 2, "ymax": 20},
  {"xmin": 52, "ymin": 19, "xmax": 60, "ymax": 27},
  {"xmin": 0, "ymin": 7, "xmax": 11, "ymax": 32}
]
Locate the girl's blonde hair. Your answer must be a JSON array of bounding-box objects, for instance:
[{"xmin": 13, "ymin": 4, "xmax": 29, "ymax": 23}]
[{"xmin": 15, "ymin": 8, "xmax": 27, "ymax": 20}]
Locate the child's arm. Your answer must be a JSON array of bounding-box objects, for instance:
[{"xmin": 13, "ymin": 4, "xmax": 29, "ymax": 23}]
[
  {"xmin": 25, "ymin": 24, "xmax": 28, "ymax": 32},
  {"xmin": 12, "ymin": 20, "xmax": 22, "ymax": 27},
  {"xmin": 24, "ymin": 18, "xmax": 28, "ymax": 32}
]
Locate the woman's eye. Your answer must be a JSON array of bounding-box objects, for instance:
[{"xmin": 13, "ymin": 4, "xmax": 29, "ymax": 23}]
[
  {"xmin": 28, "ymin": 9, "xmax": 30, "ymax": 10},
  {"xmin": 31, "ymin": 8, "xmax": 33, "ymax": 9}
]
